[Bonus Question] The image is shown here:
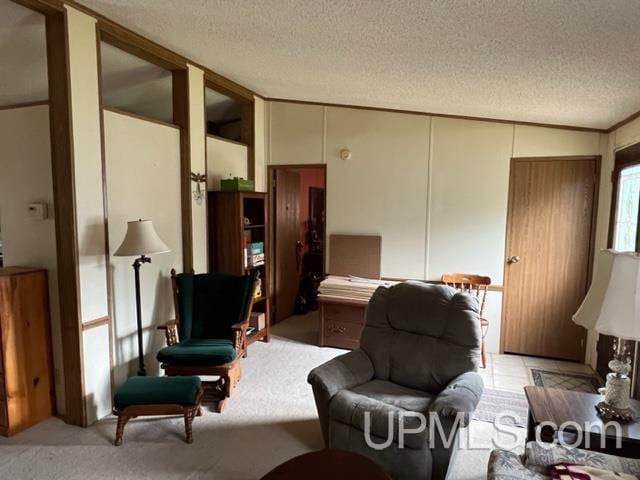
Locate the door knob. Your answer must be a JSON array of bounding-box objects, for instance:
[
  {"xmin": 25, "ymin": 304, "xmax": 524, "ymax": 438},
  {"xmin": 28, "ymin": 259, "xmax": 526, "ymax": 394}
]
[{"xmin": 508, "ymin": 255, "xmax": 520, "ymax": 264}]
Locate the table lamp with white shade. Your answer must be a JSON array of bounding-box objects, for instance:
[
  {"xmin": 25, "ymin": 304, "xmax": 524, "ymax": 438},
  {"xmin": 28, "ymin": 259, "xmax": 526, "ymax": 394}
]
[
  {"xmin": 114, "ymin": 219, "xmax": 170, "ymax": 376},
  {"xmin": 573, "ymin": 249, "xmax": 640, "ymax": 420}
]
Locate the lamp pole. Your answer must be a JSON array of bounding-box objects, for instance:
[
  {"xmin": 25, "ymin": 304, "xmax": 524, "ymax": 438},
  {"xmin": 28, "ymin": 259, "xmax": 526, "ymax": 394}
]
[{"xmin": 133, "ymin": 255, "xmax": 151, "ymax": 376}]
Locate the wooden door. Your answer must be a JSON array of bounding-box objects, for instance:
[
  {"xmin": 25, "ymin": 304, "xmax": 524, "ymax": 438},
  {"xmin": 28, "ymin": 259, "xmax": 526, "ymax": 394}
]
[
  {"xmin": 502, "ymin": 157, "xmax": 598, "ymax": 361},
  {"xmin": 274, "ymin": 169, "xmax": 300, "ymax": 322}
]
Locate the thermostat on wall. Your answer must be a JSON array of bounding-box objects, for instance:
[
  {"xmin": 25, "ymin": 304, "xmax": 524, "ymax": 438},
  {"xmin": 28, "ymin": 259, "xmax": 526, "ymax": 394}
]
[{"xmin": 28, "ymin": 202, "xmax": 48, "ymax": 220}]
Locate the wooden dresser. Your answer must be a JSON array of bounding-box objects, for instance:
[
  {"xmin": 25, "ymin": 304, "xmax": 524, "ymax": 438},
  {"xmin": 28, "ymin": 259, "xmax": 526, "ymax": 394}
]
[
  {"xmin": 0, "ymin": 267, "xmax": 55, "ymax": 436},
  {"xmin": 318, "ymin": 297, "xmax": 368, "ymax": 350}
]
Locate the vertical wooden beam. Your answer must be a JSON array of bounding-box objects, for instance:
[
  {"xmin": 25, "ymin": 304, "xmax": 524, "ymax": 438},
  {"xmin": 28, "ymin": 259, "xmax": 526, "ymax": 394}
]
[
  {"xmin": 45, "ymin": 9, "xmax": 86, "ymax": 427},
  {"xmin": 173, "ymin": 69, "xmax": 193, "ymax": 272},
  {"xmin": 241, "ymin": 100, "xmax": 255, "ymax": 181}
]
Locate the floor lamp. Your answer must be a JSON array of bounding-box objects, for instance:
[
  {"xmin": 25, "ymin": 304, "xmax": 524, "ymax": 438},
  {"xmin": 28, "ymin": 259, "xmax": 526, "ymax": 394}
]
[
  {"xmin": 115, "ymin": 219, "xmax": 170, "ymax": 376},
  {"xmin": 573, "ymin": 249, "xmax": 640, "ymax": 421}
]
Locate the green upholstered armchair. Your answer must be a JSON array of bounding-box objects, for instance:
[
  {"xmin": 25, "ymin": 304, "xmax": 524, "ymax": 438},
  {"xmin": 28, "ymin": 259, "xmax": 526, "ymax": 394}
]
[{"xmin": 157, "ymin": 269, "xmax": 258, "ymax": 412}]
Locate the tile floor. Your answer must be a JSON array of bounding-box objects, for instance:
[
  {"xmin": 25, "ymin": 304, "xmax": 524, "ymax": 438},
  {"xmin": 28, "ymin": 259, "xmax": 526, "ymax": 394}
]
[{"xmin": 481, "ymin": 353, "xmax": 596, "ymax": 392}]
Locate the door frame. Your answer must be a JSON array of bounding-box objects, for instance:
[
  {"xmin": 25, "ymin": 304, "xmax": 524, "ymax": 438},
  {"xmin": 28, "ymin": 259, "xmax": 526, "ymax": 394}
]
[
  {"xmin": 267, "ymin": 164, "xmax": 327, "ymax": 322},
  {"xmin": 499, "ymin": 155, "xmax": 601, "ymax": 359}
]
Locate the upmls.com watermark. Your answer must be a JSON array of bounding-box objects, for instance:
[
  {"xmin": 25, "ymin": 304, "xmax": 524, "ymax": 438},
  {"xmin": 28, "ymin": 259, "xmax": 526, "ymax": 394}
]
[{"xmin": 362, "ymin": 411, "xmax": 623, "ymax": 450}]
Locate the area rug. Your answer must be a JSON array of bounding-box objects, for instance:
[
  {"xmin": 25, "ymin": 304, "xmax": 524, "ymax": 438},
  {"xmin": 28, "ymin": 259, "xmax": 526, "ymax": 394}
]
[
  {"xmin": 530, "ymin": 368, "xmax": 602, "ymax": 393},
  {"xmin": 473, "ymin": 388, "xmax": 528, "ymax": 428}
]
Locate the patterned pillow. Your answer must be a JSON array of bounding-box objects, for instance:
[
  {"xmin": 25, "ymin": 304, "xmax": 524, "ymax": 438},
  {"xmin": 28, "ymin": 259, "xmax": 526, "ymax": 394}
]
[{"xmin": 549, "ymin": 463, "xmax": 639, "ymax": 480}]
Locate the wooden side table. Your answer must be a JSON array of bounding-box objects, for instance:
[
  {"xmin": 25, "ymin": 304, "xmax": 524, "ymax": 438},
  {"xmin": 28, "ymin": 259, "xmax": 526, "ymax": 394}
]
[
  {"xmin": 261, "ymin": 449, "xmax": 391, "ymax": 480},
  {"xmin": 524, "ymin": 386, "xmax": 640, "ymax": 458},
  {"xmin": 318, "ymin": 296, "xmax": 368, "ymax": 350}
]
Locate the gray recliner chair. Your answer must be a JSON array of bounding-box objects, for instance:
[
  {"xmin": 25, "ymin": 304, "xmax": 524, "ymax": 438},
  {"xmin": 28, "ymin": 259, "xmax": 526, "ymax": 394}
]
[{"xmin": 308, "ymin": 282, "xmax": 484, "ymax": 480}]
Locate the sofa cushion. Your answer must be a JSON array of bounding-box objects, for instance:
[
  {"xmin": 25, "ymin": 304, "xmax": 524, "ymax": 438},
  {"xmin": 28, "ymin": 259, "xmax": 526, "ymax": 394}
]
[
  {"xmin": 114, "ymin": 376, "xmax": 201, "ymax": 410},
  {"xmin": 157, "ymin": 338, "xmax": 236, "ymax": 366},
  {"xmin": 329, "ymin": 380, "xmax": 435, "ymax": 449},
  {"xmin": 352, "ymin": 379, "xmax": 435, "ymax": 412},
  {"xmin": 524, "ymin": 442, "xmax": 640, "ymax": 476}
]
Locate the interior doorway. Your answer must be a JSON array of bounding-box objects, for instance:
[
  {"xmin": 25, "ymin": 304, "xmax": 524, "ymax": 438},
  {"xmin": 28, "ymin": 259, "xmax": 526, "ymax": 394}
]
[
  {"xmin": 501, "ymin": 156, "xmax": 599, "ymax": 362},
  {"xmin": 269, "ymin": 164, "xmax": 326, "ymax": 323}
]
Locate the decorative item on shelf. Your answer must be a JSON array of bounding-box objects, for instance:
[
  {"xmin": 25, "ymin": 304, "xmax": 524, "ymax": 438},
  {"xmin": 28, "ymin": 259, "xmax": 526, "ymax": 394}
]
[
  {"xmin": 573, "ymin": 249, "xmax": 640, "ymax": 421},
  {"xmin": 250, "ymin": 312, "xmax": 265, "ymax": 331},
  {"xmin": 254, "ymin": 271, "xmax": 263, "ymax": 298},
  {"xmin": 190, "ymin": 172, "xmax": 207, "ymax": 204},
  {"xmin": 249, "ymin": 242, "xmax": 264, "ymax": 255},
  {"xmin": 220, "ymin": 176, "xmax": 254, "ymax": 192},
  {"xmin": 248, "ymin": 252, "xmax": 265, "ymax": 268},
  {"xmin": 114, "ymin": 219, "xmax": 170, "ymax": 376}
]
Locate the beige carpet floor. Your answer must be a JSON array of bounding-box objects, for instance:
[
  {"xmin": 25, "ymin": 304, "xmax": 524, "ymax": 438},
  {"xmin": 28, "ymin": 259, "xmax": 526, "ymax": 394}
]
[{"xmin": 0, "ymin": 313, "xmax": 523, "ymax": 479}]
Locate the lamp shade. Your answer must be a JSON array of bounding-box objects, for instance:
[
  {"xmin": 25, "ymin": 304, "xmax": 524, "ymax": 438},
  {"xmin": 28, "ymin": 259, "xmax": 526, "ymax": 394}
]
[
  {"xmin": 573, "ymin": 250, "xmax": 640, "ymax": 341},
  {"xmin": 114, "ymin": 219, "xmax": 170, "ymax": 257}
]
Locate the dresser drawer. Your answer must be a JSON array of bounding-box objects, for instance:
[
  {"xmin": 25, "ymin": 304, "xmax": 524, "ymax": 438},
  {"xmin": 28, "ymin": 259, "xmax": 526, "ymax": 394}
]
[
  {"xmin": 323, "ymin": 319, "xmax": 365, "ymax": 350},
  {"xmin": 323, "ymin": 303, "xmax": 366, "ymax": 324}
]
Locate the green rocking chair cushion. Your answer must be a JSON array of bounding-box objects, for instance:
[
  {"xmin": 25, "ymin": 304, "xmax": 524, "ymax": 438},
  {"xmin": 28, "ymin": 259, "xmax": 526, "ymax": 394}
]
[
  {"xmin": 157, "ymin": 338, "xmax": 237, "ymax": 366},
  {"xmin": 114, "ymin": 376, "xmax": 201, "ymax": 410},
  {"xmin": 175, "ymin": 272, "xmax": 253, "ymax": 341}
]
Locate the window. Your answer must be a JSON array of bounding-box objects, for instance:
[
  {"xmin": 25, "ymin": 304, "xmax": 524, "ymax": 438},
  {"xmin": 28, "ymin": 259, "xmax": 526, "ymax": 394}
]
[
  {"xmin": 613, "ymin": 164, "xmax": 640, "ymax": 251},
  {"xmin": 609, "ymin": 142, "xmax": 640, "ymax": 252}
]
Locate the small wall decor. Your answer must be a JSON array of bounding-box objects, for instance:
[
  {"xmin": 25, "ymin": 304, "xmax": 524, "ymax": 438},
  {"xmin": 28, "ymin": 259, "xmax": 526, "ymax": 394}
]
[{"xmin": 190, "ymin": 172, "xmax": 207, "ymax": 204}]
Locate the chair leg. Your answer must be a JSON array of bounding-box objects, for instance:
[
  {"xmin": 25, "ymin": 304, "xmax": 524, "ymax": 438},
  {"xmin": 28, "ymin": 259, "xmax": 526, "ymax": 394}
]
[
  {"xmin": 481, "ymin": 338, "xmax": 487, "ymax": 369},
  {"xmin": 184, "ymin": 410, "xmax": 194, "ymax": 444},
  {"xmin": 114, "ymin": 415, "xmax": 130, "ymax": 446}
]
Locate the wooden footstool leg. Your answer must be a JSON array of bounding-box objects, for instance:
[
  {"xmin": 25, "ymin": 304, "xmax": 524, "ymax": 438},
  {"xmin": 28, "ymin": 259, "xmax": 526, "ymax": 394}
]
[
  {"xmin": 115, "ymin": 414, "xmax": 130, "ymax": 446},
  {"xmin": 184, "ymin": 410, "xmax": 194, "ymax": 444}
]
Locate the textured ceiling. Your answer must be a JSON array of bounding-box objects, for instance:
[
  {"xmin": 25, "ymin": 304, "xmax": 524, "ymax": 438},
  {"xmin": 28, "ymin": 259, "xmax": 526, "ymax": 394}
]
[{"xmin": 77, "ymin": 0, "xmax": 640, "ymax": 129}]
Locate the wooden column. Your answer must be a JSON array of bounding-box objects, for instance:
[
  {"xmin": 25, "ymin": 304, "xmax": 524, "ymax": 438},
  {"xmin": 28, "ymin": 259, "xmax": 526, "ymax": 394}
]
[
  {"xmin": 45, "ymin": 8, "xmax": 86, "ymax": 427},
  {"xmin": 173, "ymin": 69, "xmax": 194, "ymax": 272}
]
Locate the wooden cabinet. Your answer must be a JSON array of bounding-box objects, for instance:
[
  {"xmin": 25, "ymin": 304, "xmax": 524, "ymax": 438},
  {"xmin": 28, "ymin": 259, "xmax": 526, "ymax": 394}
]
[
  {"xmin": 208, "ymin": 191, "xmax": 271, "ymax": 345},
  {"xmin": 0, "ymin": 267, "xmax": 55, "ymax": 436},
  {"xmin": 318, "ymin": 297, "xmax": 367, "ymax": 350}
]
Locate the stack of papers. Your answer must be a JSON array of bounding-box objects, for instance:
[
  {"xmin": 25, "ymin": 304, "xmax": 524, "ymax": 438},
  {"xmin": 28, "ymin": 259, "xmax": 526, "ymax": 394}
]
[{"xmin": 318, "ymin": 276, "xmax": 397, "ymax": 302}]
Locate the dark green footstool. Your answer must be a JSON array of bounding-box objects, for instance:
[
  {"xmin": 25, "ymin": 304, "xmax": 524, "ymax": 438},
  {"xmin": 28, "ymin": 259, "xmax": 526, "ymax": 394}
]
[{"xmin": 113, "ymin": 376, "xmax": 203, "ymax": 445}]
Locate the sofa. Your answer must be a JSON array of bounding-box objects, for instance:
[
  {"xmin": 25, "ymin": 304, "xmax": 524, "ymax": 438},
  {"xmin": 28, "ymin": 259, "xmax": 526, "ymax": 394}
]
[
  {"xmin": 488, "ymin": 442, "xmax": 640, "ymax": 479},
  {"xmin": 308, "ymin": 281, "xmax": 484, "ymax": 480}
]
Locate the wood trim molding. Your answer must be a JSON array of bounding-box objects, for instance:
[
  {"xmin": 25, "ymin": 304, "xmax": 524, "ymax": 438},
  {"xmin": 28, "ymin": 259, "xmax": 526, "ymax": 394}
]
[
  {"xmin": 172, "ymin": 69, "xmax": 194, "ymax": 272},
  {"xmin": 102, "ymin": 106, "xmax": 180, "ymax": 130},
  {"xmin": 608, "ymin": 109, "xmax": 640, "ymax": 133},
  {"xmin": 0, "ymin": 100, "xmax": 49, "ymax": 111},
  {"xmin": 264, "ymin": 97, "xmax": 608, "ymax": 134},
  {"xmin": 81, "ymin": 316, "xmax": 110, "ymax": 331},
  {"xmin": 512, "ymin": 155, "xmax": 602, "ymax": 162},
  {"xmin": 206, "ymin": 133, "xmax": 248, "ymax": 148},
  {"xmin": 45, "ymin": 7, "xmax": 86, "ymax": 427}
]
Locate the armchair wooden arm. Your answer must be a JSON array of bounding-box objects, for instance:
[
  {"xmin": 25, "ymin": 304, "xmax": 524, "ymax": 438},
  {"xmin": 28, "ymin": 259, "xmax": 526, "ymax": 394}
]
[{"xmin": 157, "ymin": 320, "xmax": 179, "ymax": 346}]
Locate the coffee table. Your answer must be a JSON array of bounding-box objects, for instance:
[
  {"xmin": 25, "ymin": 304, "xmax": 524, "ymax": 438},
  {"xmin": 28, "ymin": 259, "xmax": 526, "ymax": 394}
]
[
  {"xmin": 524, "ymin": 386, "xmax": 640, "ymax": 458},
  {"xmin": 260, "ymin": 448, "xmax": 391, "ymax": 479}
]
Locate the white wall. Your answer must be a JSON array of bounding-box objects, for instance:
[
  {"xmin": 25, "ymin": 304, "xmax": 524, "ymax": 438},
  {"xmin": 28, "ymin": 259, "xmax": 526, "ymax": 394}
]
[
  {"xmin": 104, "ymin": 110, "xmax": 183, "ymax": 387},
  {"xmin": 187, "ymin": 65, "xmax": 208, "ymax": 273},
  {"xmin": 0, "ymin": 104, "xmax": 66, "ymax": 414},
  {"xmin": 206, "ymin": 136, "xmax": 249, "ymax": 191},
  {"xmin": 66, "ymin": 6, "xmax": 112, "ymax": 423},
  {"xmin": 268, "ymin": 101, "xmax": 604, "ymax": 354},
  {"xmin": 326, "ymin": 107, "xmax": 430, "ymax": 279}
]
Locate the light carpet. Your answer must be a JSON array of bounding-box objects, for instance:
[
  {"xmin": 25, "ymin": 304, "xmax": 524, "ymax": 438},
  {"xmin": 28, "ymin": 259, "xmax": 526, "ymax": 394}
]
[{"xmin": 0, "ymin": 313, "xmax": 523, "ymax": 479}]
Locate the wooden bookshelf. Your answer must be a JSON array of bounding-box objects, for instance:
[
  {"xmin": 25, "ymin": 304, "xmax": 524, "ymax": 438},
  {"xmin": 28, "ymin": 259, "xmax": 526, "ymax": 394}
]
[{"xmin": 208, "ymin": 191, "xmax": 270, "ymax": 345}]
